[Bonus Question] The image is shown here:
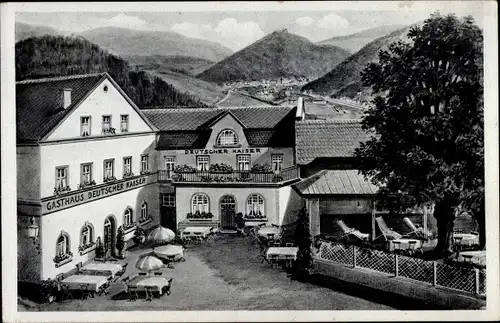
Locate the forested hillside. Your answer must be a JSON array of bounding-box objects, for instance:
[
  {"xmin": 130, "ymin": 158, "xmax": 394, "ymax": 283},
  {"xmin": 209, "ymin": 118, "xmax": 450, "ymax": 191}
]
[{"xmin": 16, "ymin": 35, "xmax": 208, "ymax": 109}]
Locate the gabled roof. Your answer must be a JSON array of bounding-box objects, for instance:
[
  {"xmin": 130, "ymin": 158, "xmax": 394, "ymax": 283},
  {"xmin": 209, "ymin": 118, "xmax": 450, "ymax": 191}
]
[
  {"xmin": 142, "ymin": 106, "xmax": 295, "ymax": 131},
  {"xmin": 146, "ymin": 106, "xmax": 297, "ymax": 150},
  {"xmin": 294, "ymin": 169, "xmax": 379, "ymax": 196},
  {"xmin": 295, "ymin": 119, "xmax": 371, "ymax": 165},
  {"xmin": 16, "ymin": 73, "xmax": 105, "ymax": 141},
  {"xmin": 16, "ymin": 73, "xmax": 156, "ymax": 142}
]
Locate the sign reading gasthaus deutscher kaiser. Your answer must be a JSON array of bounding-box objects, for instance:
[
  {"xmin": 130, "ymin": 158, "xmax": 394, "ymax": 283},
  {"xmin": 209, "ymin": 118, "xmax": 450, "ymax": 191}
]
[{"xmin": 41, "ymin": 174, "xmax": 156, "ymax": 214}]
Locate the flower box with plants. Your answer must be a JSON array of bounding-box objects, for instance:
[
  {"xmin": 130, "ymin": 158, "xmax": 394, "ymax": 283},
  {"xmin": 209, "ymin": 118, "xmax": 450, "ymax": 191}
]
[
  {"xmin": 251, "ymin": 163, "xmax": 273, "ymax": 173},
  {"xmin": 139, "ymin": 215, "xmax": 153, "ymax": 225},
  {"xmin": 123, "ymin": 222, "xmax": 136, "ymax": 233},
  {"xmin": 77, "ymin": 180, "xmax": 97, "ymax": 190},
  {"xmin": 102, "ymin": 127, "xmax": 116, "ymax": 135},
  {"xmin": 186, "ymin": 211, "xmax": 214, "ymax": 220},
  {"xmin": 140, "ymin": 169, "xmax": 151, "ymax": 175},
  {"xmin": 78, "ymin": 241, "xmax": 96, "ymax": 255},
  {"xmin": 53, "ymin": 185, "xmax": 71, "ymax": 196},
  {"xmin": 116, "ymin": 226, "xmax": 127, "ymax": 259},
  {"xmin": 209, "ymin": 163, "xmax": 234, "ymax": 174},
  {"xmin": 243, "ymin": 211, "xmax": 266, "ymax": 220},
  {"xmin": 174, "ymin": 164, "xmax": 196, "ymax": 173},
  {"xmin": 123, "ymin": 171, "xmax": 134, "ymax": 179},
  {"xmin": 103, "ymin": 176, "xmax": 117, "ymax": 183},
  {"xmin": 53, "ymin": 252, "xmax": 73, "ymax": 267}
]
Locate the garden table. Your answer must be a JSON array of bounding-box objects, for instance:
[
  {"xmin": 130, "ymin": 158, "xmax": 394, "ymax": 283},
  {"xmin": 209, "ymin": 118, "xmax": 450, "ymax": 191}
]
[
  {"xmin": 386, "ymin": 239, "xmax": 422, "ymax": 252},
  {"xmin": 154, "ymin": 245, "xmax": 184, "ymax": 259},
  {"xmin": 452, "ymin": 232, "xmax": 479, "ymax": 247},
  {"xmin": 61, "ymin": 274, "xmax": 108, "ymax": 292},
  {"xmin": 257, "ymin": 227, "xmax": 279, "ymax": 238},
  {"xmin": 181, "ymin": 227, "xmax": 212, "ymax": 238},
  {"xmin": 128, "ymin": 276, "xmax": 171, "ymax": 294},
  {"xmin": 266, "ymin": 247, "xmax": 299, "ymax": 260},
  {"xmin": 81, "ymin": 262, "xmax": 123, "ymax": 277}
]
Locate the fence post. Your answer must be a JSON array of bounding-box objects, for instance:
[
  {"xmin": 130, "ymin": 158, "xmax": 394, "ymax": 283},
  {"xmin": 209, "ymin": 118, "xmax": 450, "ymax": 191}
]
[
  {"xmin": 394, "ymin": 254, "xmax": 399, "ymax": 277},
  {"xmin": 352, "ymin": 245, "xmax": 357, "ymax": 268},
  {"xmin": 474, "ymin": 268, "xmax": 480, "ymax": 295},
  {"xmin": 432, "ymin": 261, "xmax": 437, "ymax": 286}
]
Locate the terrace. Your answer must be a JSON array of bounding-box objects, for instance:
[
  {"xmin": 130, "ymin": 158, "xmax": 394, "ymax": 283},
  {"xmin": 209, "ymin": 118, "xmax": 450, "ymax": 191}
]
[{"xmin": 158, "ymin": 165, "xmax": 300, "ymax": 186}]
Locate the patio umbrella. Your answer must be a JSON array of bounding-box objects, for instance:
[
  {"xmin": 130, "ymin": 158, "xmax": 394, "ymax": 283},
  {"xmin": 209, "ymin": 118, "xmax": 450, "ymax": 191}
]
[
  {"xmin": 147, "ymin": 226, "xmax": 176, "ymax": 245},
  {"xmin": 135, "ymin": 252, "xmax": 164, "ymax": 275}
]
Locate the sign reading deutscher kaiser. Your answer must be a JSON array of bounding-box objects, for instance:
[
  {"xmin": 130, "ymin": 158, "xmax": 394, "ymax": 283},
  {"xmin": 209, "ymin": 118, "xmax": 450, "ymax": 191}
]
[{"xmin": 42, "ymin": 174, "xmax": 155, "ymax": 214}]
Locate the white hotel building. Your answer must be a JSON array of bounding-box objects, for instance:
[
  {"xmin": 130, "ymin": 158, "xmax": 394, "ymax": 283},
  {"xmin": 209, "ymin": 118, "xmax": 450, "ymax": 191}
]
[{"xmin": 17, "ymin": 73, "xmax": 160, "ymax": 283}]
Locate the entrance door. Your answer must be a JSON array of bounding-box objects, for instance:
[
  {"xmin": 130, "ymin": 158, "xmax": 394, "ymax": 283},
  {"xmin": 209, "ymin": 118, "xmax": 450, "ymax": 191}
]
[
  {"xmin": 160, "ymin": 193, "xmax": 177, "ymax": 231},
  {"xmin": 220, "ymin": 195, "xmax": 236, "ymax": 229},
  {"xmin": 103, "ymin": 216, "xmax": 115, "ymax": 256}
]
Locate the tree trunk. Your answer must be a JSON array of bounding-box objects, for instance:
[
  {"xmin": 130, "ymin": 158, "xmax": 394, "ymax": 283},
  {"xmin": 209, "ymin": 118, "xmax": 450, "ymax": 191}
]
[{"xmin": 434, "ymin": 199, "xmax": 456, "ymax": 257}]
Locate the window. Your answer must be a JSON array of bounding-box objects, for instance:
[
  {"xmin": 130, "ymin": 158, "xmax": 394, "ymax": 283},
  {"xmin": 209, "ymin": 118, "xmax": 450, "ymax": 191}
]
[
  {"xmin": 123, "ymin": 157, "xmax": 132, "ymax": 176},
  {"xmin": 196, "ymin": 155, "xmax": 210, "ymax": 171},
  {"xmin": 81, "ymin": 116, "xmax": 91, "ymax": 137},
  {"xmin": 237, "ymin": 155, "xmax": 251, "ymax": 171},
  {"xmin": 164, "ymin": 156, "xmax": 176, "ymax": 179},
  {"xmin": 102, "ymin": 115, "xmax": 111, "ymax": 133},
  {"xmin": 124, "ymin": 208, "xmax": 133, "ymax": 228},
  {"xmin": 80, "ymin": 163, "xmax": 92, "ymax": 183},
  {"xmin": 247, "ymin": 194, "xmax": 265, "ymax": 216},
  {"xmin": 104, "ymin": 159, "xmax": 115, "ymax": 179},
  {"xmin": 191, "ymin": 193, "xmax": 209, "ymax": 213},
  {"xmin": 140, "ymin": 202, "xmax": 148, "ymax": 222},
  {"xmin": 80, "ymin": 223, "xmax": 93, "ymax": 245},
  {"xmin": 141, "ymin": 155, "xmax": 149, "ymax": 172},
  {"xmin": 56, "ymin": 233, "xmax": 70, "ymax": 256},
  {"xmin": 272, "ymin": 154, "xmax": 284, "ymax": 172},
  {"xmin": 216, "ymin": 129, "xmax": 238, "ymax": 146},
  {"xmin": 162, "ymin": 194, "xmax": 175, "ymax": 207},
  {"xmin": 55, "ymin": 166, "xmax": 69, "ymax": 189},
  {"xmin": 120, "ymin": 115, "xmax": 129, "ymax": 132}
]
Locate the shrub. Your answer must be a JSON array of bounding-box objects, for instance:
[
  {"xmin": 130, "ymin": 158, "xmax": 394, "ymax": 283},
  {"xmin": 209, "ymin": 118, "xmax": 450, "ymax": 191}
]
[{"xmin": 116, "ymin": 226, "xmax": 125, "ymax": 257}]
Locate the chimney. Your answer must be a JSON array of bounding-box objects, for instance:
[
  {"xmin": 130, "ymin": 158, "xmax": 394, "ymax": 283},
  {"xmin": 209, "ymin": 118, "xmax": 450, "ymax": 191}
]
[
  {"xmin": 295, "ymin": 97, "xmax": 305, "ymax": 120},
  {"xmin": 62, "ymin": 88, "xmax": 72, "ymax": 109}
]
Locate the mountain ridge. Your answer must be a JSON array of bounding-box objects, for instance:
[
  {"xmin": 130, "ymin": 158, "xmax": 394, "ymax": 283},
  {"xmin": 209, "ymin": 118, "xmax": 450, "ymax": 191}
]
[{"xmin": 197, "ymin": 29, "xmax": 350, "ymax": 84}]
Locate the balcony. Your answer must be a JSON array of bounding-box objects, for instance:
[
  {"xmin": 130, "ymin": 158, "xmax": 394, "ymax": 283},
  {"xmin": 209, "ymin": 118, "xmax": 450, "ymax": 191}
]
[{"xmin": 158, "ymin": 165, "xmax": 299, "ymax": 185}]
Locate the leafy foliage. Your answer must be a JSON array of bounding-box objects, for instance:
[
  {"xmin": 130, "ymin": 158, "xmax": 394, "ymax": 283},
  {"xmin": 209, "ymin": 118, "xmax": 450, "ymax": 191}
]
[
  {"xmin": 355, "ymin": 13, "xmax": 484, "ymax": 253},
  {"xmin": 116, "ymin": 226, "xmax": 125, "ymax": 256},
  {"xmin": 15, "ymin": 35, "xmax": 209, "ymax": 109},
  {"xmin": 291, "ymin": 206, "xmax": 313, "ymax": 279}
]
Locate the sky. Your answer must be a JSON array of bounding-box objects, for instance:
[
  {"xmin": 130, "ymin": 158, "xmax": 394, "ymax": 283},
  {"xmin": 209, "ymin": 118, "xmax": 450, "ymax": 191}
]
[{"xmin": 16, "ymin": 5, "xmax": 486, "ymax": 52}]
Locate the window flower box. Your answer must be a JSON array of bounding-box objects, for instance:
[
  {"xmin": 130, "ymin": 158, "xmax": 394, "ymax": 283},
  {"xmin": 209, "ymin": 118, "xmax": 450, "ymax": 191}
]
[
  {"xmin": 123, "ymin": 222, "xmax": 137, "ymax": 234},
  {"xmin": 251, "ymin": 163, "xmax": 273, "ymax": 173},
  {"xmin": 138, "ymin": 216, "xmax": 153, "ymax": 226},
  {"xmin": 243, "ymin": 211, "xmax": 266, "ymax": 220},
  {"xmin": 78, "ymin": 241, "xmax": 96, "ymax": 255},
  {"xmin": 140, "ymin": 170, "xmax": 151, "ymax": 175},
  {"xmin": 174, "ymin": 165, "xmax": 196, "ymax": 173},
  {"xmin": 102, "ymin": 127, "xmax": 116, "ymax": 135},
  {"xmin": 186, "ymin": 212, "xmax": 214, "ymax": 220},
  {"xmin": 77, "ymin": 180, "xmax": 96, "ymax": 190},
  {"xmin": 54, "ymin": 252, "xmax": 73, "ymax": 268},
  {"xmin": 123, "ymin": 172, "xmax": 135, "ymax": 179},
  {"xmin": 209, "ymin": 163, "xmax": 234, "ymax": 174},
  {"xmin": 53, "ymin": 186, "xmax": 71, "ymax": 196},
  {"xmin": 103, "ymin": 176, "xmax": 117, "ymax": 183}
]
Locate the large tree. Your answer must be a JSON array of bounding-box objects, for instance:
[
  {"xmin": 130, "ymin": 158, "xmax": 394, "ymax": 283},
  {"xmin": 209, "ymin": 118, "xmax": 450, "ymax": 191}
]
[{"xmin": 355, "ymin": 13, "xmax": 484, "ymax": 256}]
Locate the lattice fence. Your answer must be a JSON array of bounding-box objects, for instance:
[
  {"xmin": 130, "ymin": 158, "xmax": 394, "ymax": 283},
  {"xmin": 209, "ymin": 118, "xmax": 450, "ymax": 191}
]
[
  {"xmin": 356, "ymin": 248, "xmax": 395, "ymax": 274},
  {"xmin": 316, "ymin": 241, "xmax": 486, "ymax": 297},
  {"xmin": 398, "ymin": 255, "xmax": 434, "ymax": 284},
  {"xmin": 436, "ymin": 263, "xmax": 476, "ymax": 294},
  {"xmin": 318, "ymin": 242, "xmax": 353, "ymax": 266}
]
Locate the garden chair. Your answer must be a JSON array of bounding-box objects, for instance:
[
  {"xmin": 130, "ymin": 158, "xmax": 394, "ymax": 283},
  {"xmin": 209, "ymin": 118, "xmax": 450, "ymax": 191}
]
[
  {"xmin": 403, "ymin": 217, "xmax": 428, "ymax": 240},
  {"xmin": 75, "ymin": 262, "xmax": 83, "ymax": 274},
  {"xmin": 60, "ymin": 283, "xmax": 73, "ymax": 300},
  {"xmin": 145, "ymin": 287, "xmax": 153, "ymax": 301},
  {"xmin": 374, "ymin": 217, "xmax": 403, "ymax": 241},
  {"xmin": 162, "ymin": 278, "xmax": 173, "ymax": 296},
  {"xmin": 80, "ymin": 283, "xmax": 93, "ymax": 300},
  {"xmin": 113, "ymin": 263, "xmax": 128, "ymax": 282},
  {"xmin": 337, "ymin": 220, "xmax": 370, "ymax": 241},
  {"xmin": 97, "ymin": 282, "xmax": 111, "ymax": 297},
  {"xmin": 244, "ymin": 228, "xmax": 260, "ymax": 245},
  {"xmin": 127, "ymin": 286, "xmax": 138, "ymax": 301}
]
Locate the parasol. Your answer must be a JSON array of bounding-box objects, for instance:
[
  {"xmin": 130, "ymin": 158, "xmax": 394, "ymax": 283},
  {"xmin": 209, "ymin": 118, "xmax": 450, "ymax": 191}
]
[
  {"xmin": 147, "ymin": 226, "xmax": 176, "ymax": 244},
  {"xmin": 135, "ymin": 252, "xmax": 164, "ymax": 275}
]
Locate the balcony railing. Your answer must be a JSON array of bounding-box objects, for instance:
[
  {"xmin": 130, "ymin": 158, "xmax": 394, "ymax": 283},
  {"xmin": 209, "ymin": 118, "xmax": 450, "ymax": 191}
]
[{"xmin": 158, "ymin": 165, "xmax": 299, "ymax": 184}]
